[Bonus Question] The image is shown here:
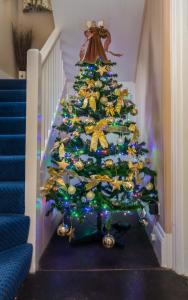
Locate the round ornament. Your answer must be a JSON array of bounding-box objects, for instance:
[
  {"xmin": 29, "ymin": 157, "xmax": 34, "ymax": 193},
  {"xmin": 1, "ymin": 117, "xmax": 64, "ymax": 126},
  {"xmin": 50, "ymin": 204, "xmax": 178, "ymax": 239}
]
[
  {"xmin": 146, "ymin": 182, "xmax": 153, "ymax": 191},
  {"xmin": 104, "ymin": 159, "xmax": 114, "ymax": 168},
  {"xmin": 68, "ymin": 185, "xmax": 76, "ymax": 195},
  {"xmin": 86, "ymin": 191, "xmax": 95, "ymax": 200},
  {"xmin": 100, "ymin": 96, "xmax": 108, "ymax": 105},
  {"xmin": 123, "ymin": 181, "xmax": 134, "ymax": 191},
  {"xmin": 57, "ymin": 223, "xmax": 70, "ymax": 237},
  {"xmin": 74, "ymin": 160, "xmax": 84, "ymax": 170},
  {"xmin": 102, "ymin": 234, "xmax": 115, "ymax": 248},
  {"xmin": 95, "ymin": 80, "xmax": 102, "ymax": 88}
]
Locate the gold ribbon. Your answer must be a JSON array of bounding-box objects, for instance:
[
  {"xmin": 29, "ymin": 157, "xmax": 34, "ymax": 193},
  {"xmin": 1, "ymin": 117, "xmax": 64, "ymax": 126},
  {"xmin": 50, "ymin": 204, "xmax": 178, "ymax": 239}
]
[
  {"xmin": 41, "ymin": 167, "xmax": 67, "ymax": 195},
  {"xmin": 115, "ymin": 89, "xmax": 128, "ymax": 114},
  {"xmin": 105, "ymin": 104, "xmax": 115, "ymax": 116},
  {"xmin": 85, "ymin": 119, "xmax": 108, "ymax": 152},
  {"xmin": 79, "ymin": 88, "xmax": 100, "ymax": 112},
  {"xmin": 85, "ymin": 175, "xmax": 122, "ymax": 191},
  {"xmin": 128, "ymin": 124, "xmax": 140, "ymax": 142}
]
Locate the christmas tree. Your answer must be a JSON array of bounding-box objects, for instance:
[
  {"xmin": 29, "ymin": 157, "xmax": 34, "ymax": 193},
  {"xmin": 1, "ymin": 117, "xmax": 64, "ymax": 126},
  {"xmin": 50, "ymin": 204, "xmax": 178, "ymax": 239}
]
[{"xmin": 42, "ymin": 21, "xmax": 158, "ymax": 248}]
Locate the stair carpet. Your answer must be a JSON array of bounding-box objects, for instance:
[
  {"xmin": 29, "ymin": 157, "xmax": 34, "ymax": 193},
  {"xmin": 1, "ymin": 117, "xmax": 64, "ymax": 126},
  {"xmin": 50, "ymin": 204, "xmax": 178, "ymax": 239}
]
[{"xmin": 0, "ymin": 80, "xmax": 32, "ymax": 300}]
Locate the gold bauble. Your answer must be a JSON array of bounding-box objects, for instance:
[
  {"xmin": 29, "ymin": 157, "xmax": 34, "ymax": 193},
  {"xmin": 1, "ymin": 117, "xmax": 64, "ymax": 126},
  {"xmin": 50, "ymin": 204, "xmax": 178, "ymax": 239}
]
[
  {"xmin": 146, "ymin": 182, "xmax": 153, "ymax": 191},
  {"xmin": 123, "ymin": 181, "xmax": 134, "ymax": 191},
  {"xmin": 57, "ymin": 223, "xmax": 70, "ymax": 237},
  {"xmin": 68, "ymin": 185, "xmax": 76, "ymax": 195},
  {"xmin": 114, "ymin": 89, "xmax": 121, "ymax": 96},
  {"xmin": 86, "ymin": 191, "xmax": 95, "ymax": 200},
  {"xmin": 104, "ymin": 159, "xmax": 114, "ymax": 168},
  {"xmin": 100, "ymin": 96, "xmax": 108, "ymax": 105},
  {"xmin": 102, "ymin": 234, "xmax": 115, "ymax": 248},
  {"xmin": 95, "ymin": 80, "xmax": 102, "ymax": 88},
  {"xmin": 131, "ymin": 108, "xmax": 138, "ymax": 116},
  {"xmin": 74, "ymin": 160, "xmax": 84, "ymax": 170}
]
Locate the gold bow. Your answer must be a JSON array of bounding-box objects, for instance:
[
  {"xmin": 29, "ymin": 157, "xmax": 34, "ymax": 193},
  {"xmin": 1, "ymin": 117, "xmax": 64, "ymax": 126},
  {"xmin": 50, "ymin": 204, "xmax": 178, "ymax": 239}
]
[
  {"xmin": 105, "ymin": 104, "xmax": 115, "ymax": 116},
  {"xmin": 85, "ymin": 175, "xmax": 122, "ymax": 191},
  {"xmin": 127, "ymin": 146, "xmax": 137, "ymax": 156},
  {"xmin": 41, "ymin": 167, "xmax": 67, "ymax": 195},
  {"xmin": 79, "ymin": 88, "xmax": 100, "ymax": 112},
  {"xmin": 85, "ymin": 119, "xmax": 108, "ymax": 152},
  {"xmin": 115, "ymin": 89, "xmax": 128, "ymax": 114},
  {"xmin": 128, "ymin": 161, "xmax": 144, "ymax": 170}
]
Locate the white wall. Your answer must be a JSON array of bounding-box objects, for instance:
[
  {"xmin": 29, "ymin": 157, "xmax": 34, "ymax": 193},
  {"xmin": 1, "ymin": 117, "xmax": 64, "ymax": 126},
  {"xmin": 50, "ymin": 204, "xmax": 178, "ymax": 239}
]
[{"xmin": 0, "ymin": 0, "xmax": 18, "ymax": 78}]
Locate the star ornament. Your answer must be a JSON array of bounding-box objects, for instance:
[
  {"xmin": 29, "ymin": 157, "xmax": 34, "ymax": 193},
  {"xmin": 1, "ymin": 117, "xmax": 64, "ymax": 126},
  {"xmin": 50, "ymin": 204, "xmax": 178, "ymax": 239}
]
[
  {"xmin": 57, "ymin": 160, "xmax": 69, "ymax": 170},
  {"xmin": 96, "ymin": 65, "xmax": 109, "ymax": 76},
  {"xmin": 111, "ymin": 177, "xmax": 122, "ymax": 191}
]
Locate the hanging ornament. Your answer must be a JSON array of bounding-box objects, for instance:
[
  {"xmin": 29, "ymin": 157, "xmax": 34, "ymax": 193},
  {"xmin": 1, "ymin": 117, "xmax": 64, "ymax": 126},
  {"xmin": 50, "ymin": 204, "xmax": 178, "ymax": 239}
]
[
  {"xmin": 74, "ymin": 160, "xmax": 84, "ymax": 170},
  {"xmin": 57, "ymin": 223, "xmax": 70, "ymax": 237},
  {"xmin": 100, "ymin": 96, "xmax": 108, "ymax": 105},
  {"xmin": 86, "ymin": 191, "xmax": 95, "ymax": 200},
  {"xmin": 68, "ymin": 185, "xmax": 76, "ymax": 195},
  {"xmin": 117, "ymin": 136, "xmax": 124, "ymax": 145},
  {"xmin": 103, "ymin": 85, "xmax": 110, "ymax": 91},
  {"xmin": 131, "ymin": 108, "xmax": 138, "ymax": 116},
  {"xmin": 95, "ymin": 80, "xmax": 103, "ymax": 88},
  {"xmin": 102, "ymin": 234, "xmax": 115, "ymax": 248},
  {"xmin": 123, "ymin": 181, "xmax": 134, "ymax": 191},
  {"xmin": 104, "ymin": 159, "xmax": 114, "ymax": 168},
  {"xmin": 146, "ymin": 182, "xmax": 154, "ymax": 191}
]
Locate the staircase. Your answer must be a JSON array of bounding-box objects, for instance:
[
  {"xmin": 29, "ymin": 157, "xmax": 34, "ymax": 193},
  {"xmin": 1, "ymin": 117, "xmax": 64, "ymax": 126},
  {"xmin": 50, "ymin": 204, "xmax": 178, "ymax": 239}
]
[{"xmin": 0, "ymin": 80, "xmax": 32, "ymax": 300}]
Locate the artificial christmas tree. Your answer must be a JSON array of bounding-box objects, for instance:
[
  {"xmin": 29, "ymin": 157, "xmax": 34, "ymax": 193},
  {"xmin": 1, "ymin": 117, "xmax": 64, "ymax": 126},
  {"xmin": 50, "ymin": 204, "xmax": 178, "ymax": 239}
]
[{"xmin": 42, "ymin": 21, "xmax": 158, "ymax": 248}]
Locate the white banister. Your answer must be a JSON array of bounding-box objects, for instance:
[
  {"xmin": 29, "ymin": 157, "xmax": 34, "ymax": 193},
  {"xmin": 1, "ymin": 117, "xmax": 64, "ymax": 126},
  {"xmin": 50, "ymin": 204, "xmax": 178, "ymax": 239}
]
[{"xmin": 25, "ymin": 28, "xmax": 65, "ymax": 272}]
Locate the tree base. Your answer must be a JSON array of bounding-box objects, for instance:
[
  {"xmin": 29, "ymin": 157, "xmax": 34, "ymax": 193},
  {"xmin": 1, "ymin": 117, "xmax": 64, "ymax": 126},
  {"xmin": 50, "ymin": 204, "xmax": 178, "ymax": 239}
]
[{"xmin": 70, "ymin": 222, "xmax": 131, "ymax": 248}]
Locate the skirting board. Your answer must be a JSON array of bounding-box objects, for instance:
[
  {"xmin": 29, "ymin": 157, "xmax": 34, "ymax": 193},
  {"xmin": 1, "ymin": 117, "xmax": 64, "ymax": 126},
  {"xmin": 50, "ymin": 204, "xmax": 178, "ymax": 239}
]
[
  {"xmin": 0, "ymin": 70, "xmax": 13, "ymax": 79},
  {"xmin": 145, "ymin": 214, "xmax": 172, "ymax": 268}
]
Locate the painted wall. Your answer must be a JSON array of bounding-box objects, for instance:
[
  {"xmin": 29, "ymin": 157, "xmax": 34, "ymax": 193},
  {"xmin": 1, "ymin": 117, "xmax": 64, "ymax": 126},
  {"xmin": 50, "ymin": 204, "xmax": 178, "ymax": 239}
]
[
  {"xmin": 0, "ymin": 0, "xmax": 18, "ymax": 78},
  {"xmin": 135, "ymin": 0, "xmax": 171, "ymax": 232},
  {"xmin": 17, "ymin": 0, "xmax": 55, "ymax": 50},
  {"xmin": 0, "ymin": 0, "xmax": 54, "ymax": 78}
]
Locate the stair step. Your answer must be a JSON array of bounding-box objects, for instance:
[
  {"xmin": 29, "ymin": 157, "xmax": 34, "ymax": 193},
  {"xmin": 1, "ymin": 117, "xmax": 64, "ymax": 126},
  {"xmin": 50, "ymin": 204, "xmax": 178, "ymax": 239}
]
[
  {"xmin": 0, "ymin": 243, "xmax": 32, "ymax": 300},
  {"xmin": 0, "ymin": 215, "xmax": 30, "ymax": 252},
  {"xmin": 0, "ymin": 134, "xmax": 25, "ymax": 155},
  {"xmin": 0, "ymin": 182, "xmax": 25, "ymax": 214},
  {"xmin": 0, "ymin": 90, "xmax": 26, "ymax": 102},
  {"xmin": 0, "ymin": 79, "xmax": 26, "ymax": 90},
  {"xmin": 0, "ymin": 102, "xmax": 26, "ymax": 117},
  {"xmin": 0, "ymin": 117, "xmax": 26, "ymax": 134},
  {"xmin": 0, "ymin": 155, "xmax": 25, "ymax": 181}
]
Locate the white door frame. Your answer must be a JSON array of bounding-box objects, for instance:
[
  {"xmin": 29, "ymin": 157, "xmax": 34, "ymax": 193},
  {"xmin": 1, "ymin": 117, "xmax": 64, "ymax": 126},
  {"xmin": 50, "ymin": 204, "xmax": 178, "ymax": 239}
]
[{"xmin": 171, "ymin": 0, "xmax": 188, "ymax": 275}]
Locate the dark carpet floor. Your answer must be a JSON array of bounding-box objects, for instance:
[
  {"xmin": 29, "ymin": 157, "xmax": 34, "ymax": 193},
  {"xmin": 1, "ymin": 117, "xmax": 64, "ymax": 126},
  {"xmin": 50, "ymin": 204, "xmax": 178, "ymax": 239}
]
[{"xmin": 18, "ymin": 213, "xmax": 188, "ymax": 299}]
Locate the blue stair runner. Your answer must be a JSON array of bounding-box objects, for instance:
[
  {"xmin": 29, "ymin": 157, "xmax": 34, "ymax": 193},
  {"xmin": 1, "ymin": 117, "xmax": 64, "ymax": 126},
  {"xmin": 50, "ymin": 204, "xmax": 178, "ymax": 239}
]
[{"xmin": 0, "ymin": 80, "xmax": 32, "ymax": 300}]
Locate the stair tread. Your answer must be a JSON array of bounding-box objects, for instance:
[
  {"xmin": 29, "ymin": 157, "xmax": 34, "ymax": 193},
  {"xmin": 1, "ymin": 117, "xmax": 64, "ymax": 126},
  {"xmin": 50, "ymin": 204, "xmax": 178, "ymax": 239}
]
[
  {"xmin": 0, "ymin": 243, "xmax": 32, "ymax": 300},
  {"xmin": 0, "ymin": 214, "xmax": 30, "ymax": 252}
]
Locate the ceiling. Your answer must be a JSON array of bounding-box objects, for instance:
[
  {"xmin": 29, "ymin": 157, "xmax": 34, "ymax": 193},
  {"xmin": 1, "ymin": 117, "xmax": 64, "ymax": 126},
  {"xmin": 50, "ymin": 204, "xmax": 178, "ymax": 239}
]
[{"xmin": 52, "ymin": 0, "xmax": 145, "ymax": 82}]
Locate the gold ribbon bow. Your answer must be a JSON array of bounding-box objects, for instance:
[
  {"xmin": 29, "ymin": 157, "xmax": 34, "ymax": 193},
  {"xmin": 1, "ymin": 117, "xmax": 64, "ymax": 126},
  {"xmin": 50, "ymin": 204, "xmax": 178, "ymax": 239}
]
[
  {"xmin": 105, "ymin": 104, "xmax": 115, "ymax": 116},
  {"xmin": 41, "ymin": 167, "xmax": 67, "ymax": 195},
  {"xmin": 85, "ymin": 175, "xmax": 122, "ymax": 191},
  {"xmin": 85, "ymin": 119, "xmax": 108, "ymax": 152},
  {"xmin": 115, "ymin": 89, "xmax": 128, "ymax": 114},
  {"xmin": 79, "ymin": 88, "xmax": 100, "ymax": 112}
]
